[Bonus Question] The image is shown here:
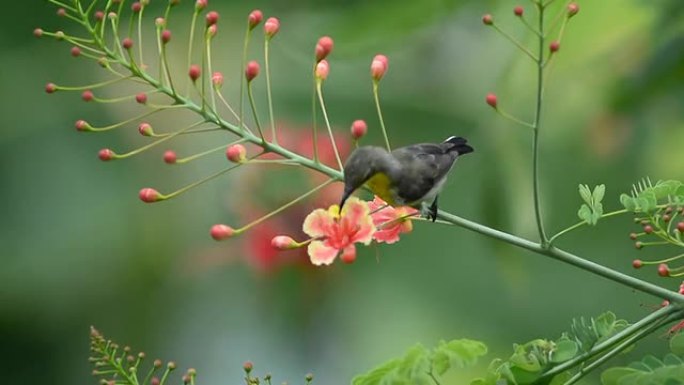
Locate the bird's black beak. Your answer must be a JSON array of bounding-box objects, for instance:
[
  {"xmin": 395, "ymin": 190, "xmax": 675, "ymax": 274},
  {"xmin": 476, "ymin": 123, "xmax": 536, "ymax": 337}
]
[{"xmin": 339, "ymin": 188, "xmax": 352, "ymax": 212}]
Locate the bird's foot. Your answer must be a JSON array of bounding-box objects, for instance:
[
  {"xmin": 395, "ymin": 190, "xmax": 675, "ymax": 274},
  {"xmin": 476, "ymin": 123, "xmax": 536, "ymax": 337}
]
[{"xmin": 420, "ymin": 201, "xmax": 438, "ymax": 222}]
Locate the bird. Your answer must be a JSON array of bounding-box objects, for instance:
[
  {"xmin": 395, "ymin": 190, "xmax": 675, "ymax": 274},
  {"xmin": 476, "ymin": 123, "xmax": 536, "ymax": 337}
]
[{"xmin": 340, "ymin": 136, "xmax": 474, "ymax": 221}]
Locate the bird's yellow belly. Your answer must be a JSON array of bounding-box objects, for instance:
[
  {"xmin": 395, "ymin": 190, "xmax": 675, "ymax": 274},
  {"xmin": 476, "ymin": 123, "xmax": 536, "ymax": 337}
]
[{"xmin": 365, "ymin": 172, "xmax": 398, "ymax": 206}]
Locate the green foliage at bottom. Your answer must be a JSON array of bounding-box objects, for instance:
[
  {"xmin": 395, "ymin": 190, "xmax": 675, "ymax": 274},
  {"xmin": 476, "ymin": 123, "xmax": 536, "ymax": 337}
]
[
  {"xmin": 351, "ymin": 339, "xmax": 487, "ymax": 385},
  {"xmin": 601, "ymin": 332, "xmax": 684, "ymax": 385}
]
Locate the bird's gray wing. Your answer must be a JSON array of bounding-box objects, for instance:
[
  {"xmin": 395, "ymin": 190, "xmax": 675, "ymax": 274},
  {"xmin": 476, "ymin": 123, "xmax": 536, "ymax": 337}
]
[{"xmin": 391, "ymin": 143, "xmax": 458, "ymax": 203}]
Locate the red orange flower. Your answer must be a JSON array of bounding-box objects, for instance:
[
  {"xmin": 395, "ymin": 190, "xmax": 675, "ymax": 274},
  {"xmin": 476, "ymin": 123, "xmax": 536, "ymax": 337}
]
[
  {"xmin": 368, "ymin": 197, "xmax": 418, "ymax": 244},
  {"xmin": 302, "ymin": 197, "xmax": 375, "ymax": 265}
]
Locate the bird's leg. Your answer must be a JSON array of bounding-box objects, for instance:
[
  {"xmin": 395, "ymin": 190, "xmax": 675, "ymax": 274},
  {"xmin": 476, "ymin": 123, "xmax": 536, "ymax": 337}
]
[
  {"xmin": 419, "ymin": 196, "xmax": 439, "ymax": 222},
  {"xmin": 429, "ymin": 195, "xmax": 439, "ymax": 222}
]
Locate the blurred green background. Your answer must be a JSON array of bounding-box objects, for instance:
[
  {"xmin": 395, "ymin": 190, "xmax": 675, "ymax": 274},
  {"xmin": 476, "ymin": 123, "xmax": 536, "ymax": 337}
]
[{"xmin": 2, "ymin": 0, "xmax": 683, "ymax": 384}]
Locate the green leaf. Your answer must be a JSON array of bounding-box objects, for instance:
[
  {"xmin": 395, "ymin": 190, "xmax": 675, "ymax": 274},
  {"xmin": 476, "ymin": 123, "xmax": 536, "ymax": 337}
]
[
  {"xmin": 620, "ymin": 193, "xmax": 637, "ymax": 212},
  {"xmin": 593, "ymin": 184, "xmax": 606, "ymax": 204},
  {"xmin": 670, "ymin": 331, "xmax": 684, "ymax": 355},
  {"xmin": 431, "ymin": 339, "xmax": 487, "ymax": 375},
  {"xmin": 601, "ymin": 367, "xmax": 639, "ymax": 385},
  {"xmin": 352, "ymin": 358, "xmax": 402, "ymax": 385},
  {"xmin": 578, "ymin": 204, "xmax": 592, "ymax": 224},
  {"xmin": 663, "ymin": 353, "xmax": 683, "ymax": 366},
  {"xmin": 579, "ymin": 184, "xmax": 592, "ymax": 205},
  {"xmin": 548, "ymin": 371, "xmax": 572, "ymax": 385},
  {"xmin": 353, "ymin": 339, "xmax": 488, "ymax": 385},
  {"xmin": 508, "ymin": 365, "xmax": 542, "ymax": 385},
  {"xmin": 642, "ymin": 355, "xmax": 665, "ymax": 370},
  {"xmin": 550, "ymin": 339, "xmax": 578, "ymax": 363}
]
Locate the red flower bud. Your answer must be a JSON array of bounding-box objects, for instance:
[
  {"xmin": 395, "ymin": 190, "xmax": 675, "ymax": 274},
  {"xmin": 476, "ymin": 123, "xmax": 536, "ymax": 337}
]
[
  {"xmin": 135, "ymin": 92, "xmax": 147, "ymax": 104},
  {"xmin": 45, "ymin": 83, "xmax": 57, "ymax": 94},
  {"xmin": 122, "ymin": 37, "xmax": 134, "ymax": 50},
  {"xmin": 677, "ymin": 222, "xmax": 684, "ymax": 233},
  {"xmin": 242, "ymin": 361, "xmax": 253, "ymax": 373},
  {"xmin": 138, "ymin": 122, "xmax": 153, "ymax": 136},
  {"xmin": 211, "ymin": 224, "xmax": 235, "ymax": 240},
  {"xmin": 57, "ymin": 8, "xmax": 67, "ymax": 17},
  {"xmin": 211, "ymin": 71, "xmax": 223, "ymax": 88},
  {"xmin": 248, "ymin": 10, "xmax": 263, "ymax": 30},
  {"xmin": 195, "ymin": 0, "xmax": 207, "ymax": 11},
  {"xmin": 161, "ymin": 30, "xmax": 172, "ymax": 44},
  {"xmin": 632, "ymin": 259, "xmax": 643, "ymax": 269},
  {"xmin": 82, "ymin": 90, "xmax": 94, "ymax": 102},
  {"xmin": 95, "ymin": 11, "xmax": 105, "ymax": 21},
  {"xmin": 205, "ymin": 11, "xmax": 219, "ymax": 27},
  {"xmin": 131, "ymin": 2, "xmax": 142, "ymax": 13},
  {"xmin": 485, "ymin": 93, "xmax": 497, "ymax": 109},
  {"xmin": 264, "ymin": 17, "xmax": 280, "ymax": 38},
  {"xmin": 549, "ymin": 41, "xmax": 560, "ymax": 53},
  {"xmin": 98, "ymin": 149, "xmax": 115, "ymax": 161},
  {"xmin": 189, "ymin": 64, "xmax": 201, "ymax": 82},
  {"xmin": 245, "ymin": 60, "xmax": 260, "ymax": 82},
  {"xmin": 643, "ymin": 224, "xmax": 653, "ymax": 234},
  {"xmin": 271, "ymin": 235, "xmax": 297, "ymax": 250},
  {"xmin": 482, "ymin": 14, "xmax": 493, "ymax": 25},
  {"xmin": 139, "ymin": 188, "xmax": 161, "ymax": 203},
  {"xmin": 370, "ymin": 54, "xmax": 388, "ymax": 81},
  {"xmin": 226, "ymin": 144, "xmax": 247, "ymax": 163},
  {"xmin": 75, "ymin": 119, "xmax": 90, "ymax": 131},
  {"xmin": 315, "ymin": 36, "xmax": 334, "ymax": 62},
  {"xmin": 33, "ymin": 28, "xmax": 43, "ymax": 37},
  {"xmin": 207, "ymin": 24, "xmax": 218, "ymax": 38},
  {"xmin": 658, "ymin": 263, "xmax": 670, "ymax": 277},
  {"xmin": 567, "ymin": 3, "xmax": 579, "ymax": 17},
  {"xmin": 351, "ymin": 119, "xmax": 367, "ymax": 140},
  {"xmin": 513, "ymin": 6, "xmax": 523, "ymax": 17},
  {"xmin": 315, "ymin": 60, "xmax": 329, "ymax": 81},
  {"xmin": 70, "ymin": 46, "xmax": 81, "ymax": 57},
  {"xmin": 163, "ymin": 150, "xmax": 177, "ymax": 164}
]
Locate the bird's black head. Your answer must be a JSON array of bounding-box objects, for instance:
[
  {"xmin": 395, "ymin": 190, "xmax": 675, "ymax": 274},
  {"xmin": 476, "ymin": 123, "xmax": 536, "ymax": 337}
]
[{"xmin": 339, "ymin": 146, "xmax": 396, "ymax": 209}]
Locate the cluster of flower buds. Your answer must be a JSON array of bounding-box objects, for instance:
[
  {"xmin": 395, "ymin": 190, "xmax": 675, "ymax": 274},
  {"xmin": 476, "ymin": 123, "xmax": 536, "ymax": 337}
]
[
  {"xmin": 38, "ymin": 0, "xmax": 415, "ymax": 269},
  {"xmin": 482, "ymin": 3, "xmax": 579, "ymax": 127},
  {"xmin": 630, "ymin": 205, "xmax": 684, "ymax": 277},
  {"xmin": 89, "ymin": 326, "xmax": 184, "ymax": 385},
  {"xmin": 241, "ymin": 360, "xmax": 313, "ymax": 385}
]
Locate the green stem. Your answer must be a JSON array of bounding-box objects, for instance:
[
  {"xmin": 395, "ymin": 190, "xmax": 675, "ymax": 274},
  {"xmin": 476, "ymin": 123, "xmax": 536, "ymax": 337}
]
[
  {"xmin": 562, "ymin": 311, "xmax": 682, "ymax": 385},
  {"xmin": 265, "ymin": 38, "xmax": 278, "ymax": 144},
  {"xmin": 436, "ymin": 210, "xmax": 684, "ymax": 304},
  {"xmin": 549, "ymin": 209, "xmax": 628, "ymax": 244},
  {"xmin": 373, "ymin": 82, "xmax": 391, "ymax": 152},
  {"xmin": 316, "ymin": 81, "xmax": 344, "ymax": 170},
  {"xmin": 186, "ymin": 9, "xmax": 199, "ymax": 96},
  {"xmin": 492, "ymin": 24, "xmax": 538, "ymax": 61},
  {"xmin": 311, "ymin": 73, "xmax": 319, "ymax": 162},
  {"xmin": 537, "ymin": 305, "xmax": 680, "ymax": 383},
  {"xmin": 533, "ymin": 3, "xmax": 549, "ymax": 245},
  {"xmin": 246, "ymin": 81, "xmax": 266, "ymax": 142},
  {"xmin": 239, "ymin": 25, "xmax": 251, "ymax": 132}
]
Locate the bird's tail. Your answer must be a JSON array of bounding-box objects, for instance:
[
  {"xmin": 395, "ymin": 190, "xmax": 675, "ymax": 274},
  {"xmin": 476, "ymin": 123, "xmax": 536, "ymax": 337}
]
[{"xmin": 443, "ymin": 136, "xmax": 474, "ymax": 155}]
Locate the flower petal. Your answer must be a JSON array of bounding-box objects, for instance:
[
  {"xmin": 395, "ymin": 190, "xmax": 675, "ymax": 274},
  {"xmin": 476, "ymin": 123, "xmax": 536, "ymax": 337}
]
[
  {"xmin": 339, "ymin": 197, "xmax": 375, "ymax": 244},
  {"xmin": 373, "ymin": 227, "xmax": 402, "ymax": 244},
  {"xmin": 303, "ymin": 208, "xmax": 335, "ymax": 238},
  {"xmin": 307, "ymin": 240, "xmax": 339, "ymax": 266},
  {"xmin": 340, "ymin": 245, "xmax": 356, "ymax": 264},
  {"xmin": 352, "ymin": 213, "xmax": 376, "ymax": 245}
]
